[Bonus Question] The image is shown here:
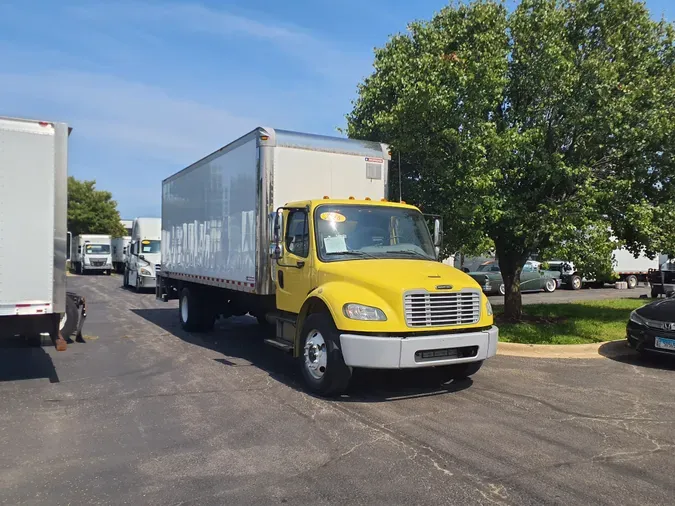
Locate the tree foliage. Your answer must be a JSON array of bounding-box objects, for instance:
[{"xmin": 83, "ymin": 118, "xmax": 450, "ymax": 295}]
[
  {"xmin": 68, "ymin": 177, "xmax": 126, "ymax": 237},
  {"xmin": 348, "ymin": 0, "xmax": 675, "ymax": 319}
]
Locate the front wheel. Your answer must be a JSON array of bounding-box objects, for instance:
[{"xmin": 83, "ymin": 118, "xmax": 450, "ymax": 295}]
[
  {"xmin": 300, "ymin": 313, "xmax": 352, "ymax": 396},
  {"xmin": 179, "ymin": 287, "xmax": 214, "ymax": 332},
  {"xmin": 651, "ymin": 287, "xmax": 659, "ymax": 298},
  {"xmin": 543, "ymin": 279, "xmax": 556, "ymax": 293}
]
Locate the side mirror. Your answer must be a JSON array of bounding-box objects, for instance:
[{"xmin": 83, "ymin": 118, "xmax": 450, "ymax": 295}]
[
  {"xmin": 67, "ymin": 232, "xmax": 72, "ymax": 261},
  {"xmin": 433, "ymin": 218, "xmax": 442, "ymax": 247},
  {"xmin": 271, "ymin": 209, "xmax": 284, "ymax": 260},
  {"xmin": 140, "ymin": 254, "xmax": 145, "ymax": 260}
]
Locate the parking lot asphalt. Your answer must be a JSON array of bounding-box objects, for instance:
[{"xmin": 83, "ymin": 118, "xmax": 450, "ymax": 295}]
[
  {"xmin": 488, "ymin": 285, "xmax": 651, "ymax": 305},
  {"xmin": 1, "ymin": 275, "xmax": 673, "ymax": 505}
]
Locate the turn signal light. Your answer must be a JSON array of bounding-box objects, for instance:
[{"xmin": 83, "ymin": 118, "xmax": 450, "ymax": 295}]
[
  {"xmin": 323, "ymin": 195, "xmax": 330, "ymax": 199},
  {"xmin": 365, "ymin": 197, "xmax": 371, "ymax": 201},
  {"xmin": 349, "ymin": 196, "xmax": 355, "ymax": 200}
]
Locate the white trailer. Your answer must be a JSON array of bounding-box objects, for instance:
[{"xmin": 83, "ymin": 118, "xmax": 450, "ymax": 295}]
[
  {"xmin": 71, "ymin": 234, "xmax": 113, "ymax": 275},
  {"xmin": 159, "ymin": 127, "xmax": 389, "ymax": 297},
  {"xmin": 112, "ymin": 236, "xmax": 131, "ymax": 273},
  {"xmin": 0, "ymin": 116, "xmax": 86, "ymax": 349},
  {"xmin": 124, "ymin": 217, "xmax": 161, "ymax": 292}
]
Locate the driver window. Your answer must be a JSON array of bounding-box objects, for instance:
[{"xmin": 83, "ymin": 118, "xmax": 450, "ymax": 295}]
[
  {"xmin": 285, "ymin": 211, "xmax": 309, "ymax": 258},
  {"xmin": 522, "ymin": 263, "xmax": 534, "ymax": 273}
]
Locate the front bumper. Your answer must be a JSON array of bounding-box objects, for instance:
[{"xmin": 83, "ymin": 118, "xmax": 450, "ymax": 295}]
[
  {"xmin": 339, "ymin": 326, "xmax": 498, "ymax": 369},
  {"xmin": 83, "ymin": 264, "xmax": 111, "ymax": 271},
  {"xmin": 139, "ymin": 275, "xmax": 157, "ymax": 289},
  {"xmin": 626, "ymin": 321, "xmax": 675, "ymax": 355}
]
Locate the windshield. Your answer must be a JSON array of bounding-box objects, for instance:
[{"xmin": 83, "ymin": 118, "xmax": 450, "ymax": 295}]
[
  {"xmin": 314, "ymin": 205, "xmax": 436, "ymax": 261},
  {"xmin": 85, "ymin": 244, "xmax": 110, "ymax": 255},
  {"xmin": 477, "ymin": 264, "xmax": 500, "ymax": 272},
  {"xmin": 140, "ymin": 240, "xmax": 161, "ymax": 254}
]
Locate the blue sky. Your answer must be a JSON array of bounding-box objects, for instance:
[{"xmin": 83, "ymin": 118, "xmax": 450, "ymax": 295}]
[{"xmin": 1, "ymin": 0, "xmax": 673, "ymax": 219}]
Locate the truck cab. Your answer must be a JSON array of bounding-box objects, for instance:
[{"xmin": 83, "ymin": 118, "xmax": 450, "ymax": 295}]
[
  {"xmin": 269, "ymin": 198, "xmax": 497, "ymax": 395},
  {"xmin": 124, "ymin": 217, "xmax": 161, "ymax": 292},
  {"xmin": 72, "ymin": 234, "xmax": 113, "ymax": 275}
]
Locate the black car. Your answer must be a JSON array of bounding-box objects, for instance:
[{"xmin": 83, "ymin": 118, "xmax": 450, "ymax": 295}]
[{"xmin": 626, "ymin": 295, "xmax": 675, "ymax": 355}]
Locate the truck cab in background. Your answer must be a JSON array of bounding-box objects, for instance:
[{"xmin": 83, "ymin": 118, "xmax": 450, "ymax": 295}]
[
  {"xmin": 71, "ymin": 234, "xmax": 113, "ymax": 275},
  {"xmin": 124, "ymin": 217, "xmax": 161, "ymax": 292}
]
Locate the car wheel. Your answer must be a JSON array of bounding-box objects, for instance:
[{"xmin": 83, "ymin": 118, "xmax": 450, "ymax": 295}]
[
  {"xmin": 625, "ymin": 275, "xmax": 638, "ymax": 289},
  {"xmin": 498, "ymin": 284, "xmax": 506, "ymax": 295},
  {"xmin": 544, "ymin": 279, "xmax": 556, "ymax": 293},
  {"xmin": 300, "ymin": 313, "xmax": 352, "ymax": 396},
  {"xmin": 570, "ymin": 275, "xmax": 582, "ymax": 290}
]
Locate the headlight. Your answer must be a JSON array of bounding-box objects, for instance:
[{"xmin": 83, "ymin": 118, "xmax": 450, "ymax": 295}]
[
  {"xmin": 343, "ymin": 303, "xmax": 387, "ymax": 321},
  {"xmin": 629, "ymin": 311, "xmax": 646, "ymax": 326},
  {"xmin": 486, "ymin": 300, "xmax": 493, "ymax": 316},
  {"xmin": 140, "ymin": 268, "xmax": 153, "ymax": 276}
]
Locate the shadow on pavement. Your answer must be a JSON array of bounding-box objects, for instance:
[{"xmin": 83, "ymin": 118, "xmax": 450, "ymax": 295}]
[
  {"xmin": 0, "ymin": 338, "xmax": 60, "ymax": 383},
  {"xmin": 599, "ymin": 340, "xmax": 675, "ymax": 371},
  {"xmin": 132, "ymin": 308, "xmax": 473, "ymax": 402}
]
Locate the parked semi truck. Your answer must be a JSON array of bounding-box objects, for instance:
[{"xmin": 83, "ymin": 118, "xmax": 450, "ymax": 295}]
[
  {"xmin": 156, "ymin": 128, "xmax": 497, "ymax": 395},
  {"xmin": 71, "ymin": 234, "xmax": 113, "ymax": 275},
  {"xmin": 123, "ymin": 217, "xmax": 161, "ymax": 291},
  {"xmin": 0, "ymin": 116, "xmax": 86, "ymax": 350}
]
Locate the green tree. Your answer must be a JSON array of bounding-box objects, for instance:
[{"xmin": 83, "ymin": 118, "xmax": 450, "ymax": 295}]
[
  {"xmin": 348, "ymin": 0, "xmax": 675, "ymax": 319},
  {"xmin": 68, "ymin": 177, "xmax": 126, "ymax": 237}
]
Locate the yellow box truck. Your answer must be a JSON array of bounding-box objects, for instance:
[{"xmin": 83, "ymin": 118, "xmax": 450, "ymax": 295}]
[{"xmin": 156, "ymin": 128, "xmax": 497, "ymax": 395}]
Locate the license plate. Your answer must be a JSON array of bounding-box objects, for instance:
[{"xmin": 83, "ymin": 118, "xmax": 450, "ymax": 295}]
[{"xmin": 655, "ymin": 337, "xmax": 675, "ymax": 351}]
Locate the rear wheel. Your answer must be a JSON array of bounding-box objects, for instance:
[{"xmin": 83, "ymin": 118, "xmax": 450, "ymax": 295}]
[
  {"xmin": 569, "ymin": 275, "xmax": 582, "ymax": 290},
  {"xmin": 300, "ymin": 313, "xmax": 352, "ymax": 396},
  {"xmin": 179, "ymin": 287, "xmax": 214, "ymax": 332},
  {"xmin": 498, "ymin": 284, "xmax": 505, "ymax": 296},
  {"xmin": 625, "ymin": 275, "xmax": 638, "ymax": 289},
  {"xmin": 60, "ymin": 297, "xmax": 79, "ymax": 340},
  {"xmin": 651, "ymin": 287, "xmax": 660, "ymax": 298},
  {"xmin": 543, "ymin": 279, "xmax": 556, "ymax": 293},
  {"xmin": 436, "ymin": 360, "xmax": 484, "ymax": 383}
]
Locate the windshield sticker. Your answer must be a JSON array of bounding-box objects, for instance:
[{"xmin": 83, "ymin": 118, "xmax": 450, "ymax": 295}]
[
  {"xmin": 320, "ymin": 212, "xmax": 346, "ymax": 223},
  {"xmin": 324, "ymin": 235, "xmax": 348, "ymax": 254}
]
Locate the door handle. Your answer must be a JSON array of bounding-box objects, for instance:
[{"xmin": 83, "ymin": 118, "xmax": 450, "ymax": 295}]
[{"xmin": 296, "ymin": 261, "xmax": 305, "ymax": 268}]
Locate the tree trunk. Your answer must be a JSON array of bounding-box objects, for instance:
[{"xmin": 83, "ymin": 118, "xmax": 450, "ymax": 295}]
[
  {"xmin": 502, "ymin": 267, "xmax": 523, "ymax": 321},
  {"xmin": 495, "ymin": 245, "xmax": 528, "ymax": 322}
]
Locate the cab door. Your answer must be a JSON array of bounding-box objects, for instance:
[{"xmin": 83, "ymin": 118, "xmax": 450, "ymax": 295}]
[
  {"xmin": 276, "ymin": 209, "xmax": 313, "ymax": 314},
  {"xmin": 520, "ymin": 263, "xmax": 542, "ymax": 291}
]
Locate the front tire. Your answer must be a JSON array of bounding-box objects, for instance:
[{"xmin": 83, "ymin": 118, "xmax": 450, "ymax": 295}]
[
  {"xmin": 300, "ymin": 313, "xmax": 352, "ymax": 396},
  {"xmin": 544, "ymin": 279, "xmax": 556, "ymax": 293}
]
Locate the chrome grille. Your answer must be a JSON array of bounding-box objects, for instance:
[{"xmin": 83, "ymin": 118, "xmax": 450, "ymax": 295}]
[
  {"xmin": 404, "ymin": 290, "xmax": 481, "ymax": 327},
  {"xmin": 155, "ymin": 264, "xmax": 161, "ymax": 273}
]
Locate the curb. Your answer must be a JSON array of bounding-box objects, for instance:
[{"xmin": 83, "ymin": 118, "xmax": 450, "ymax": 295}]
[{"xmin": 497, "ymin": 340, "xmax": 635, "ymax": 359}]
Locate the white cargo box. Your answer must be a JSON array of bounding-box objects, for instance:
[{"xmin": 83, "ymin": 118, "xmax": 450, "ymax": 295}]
[
  {"xmin": 0, "ymin": 117, "xmax": 69, "ymax": 317},
  {"xmin": 161, "ymin": 128, "xmax": 390, "ymax": 295}
]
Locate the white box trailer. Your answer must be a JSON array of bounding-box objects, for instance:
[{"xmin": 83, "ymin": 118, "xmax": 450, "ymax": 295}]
[
  {"xmin": 160, "ymin": 127, "xmax": 389, "ymax": 295},
  {"xmin": 112, "ymin": 236, "xmax": 131, "ymax": 273},
  {"xmin": 0, "ymin": 116, "xmax": 86, "ymax": 349}
]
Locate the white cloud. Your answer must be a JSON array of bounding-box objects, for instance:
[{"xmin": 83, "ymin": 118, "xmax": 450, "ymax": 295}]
[
  {"xmin": 0, "ymin": 70, "xmax": 258, "ymax": 162},
  {"xmin": 70, "ymin": 1, "xmax": 371, "ymax": 82}
]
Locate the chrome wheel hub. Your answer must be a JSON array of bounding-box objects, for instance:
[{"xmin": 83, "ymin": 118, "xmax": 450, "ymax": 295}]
[{"xmin": 304, "ymin": 330, "xmax": 327, "ymax": 380}]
